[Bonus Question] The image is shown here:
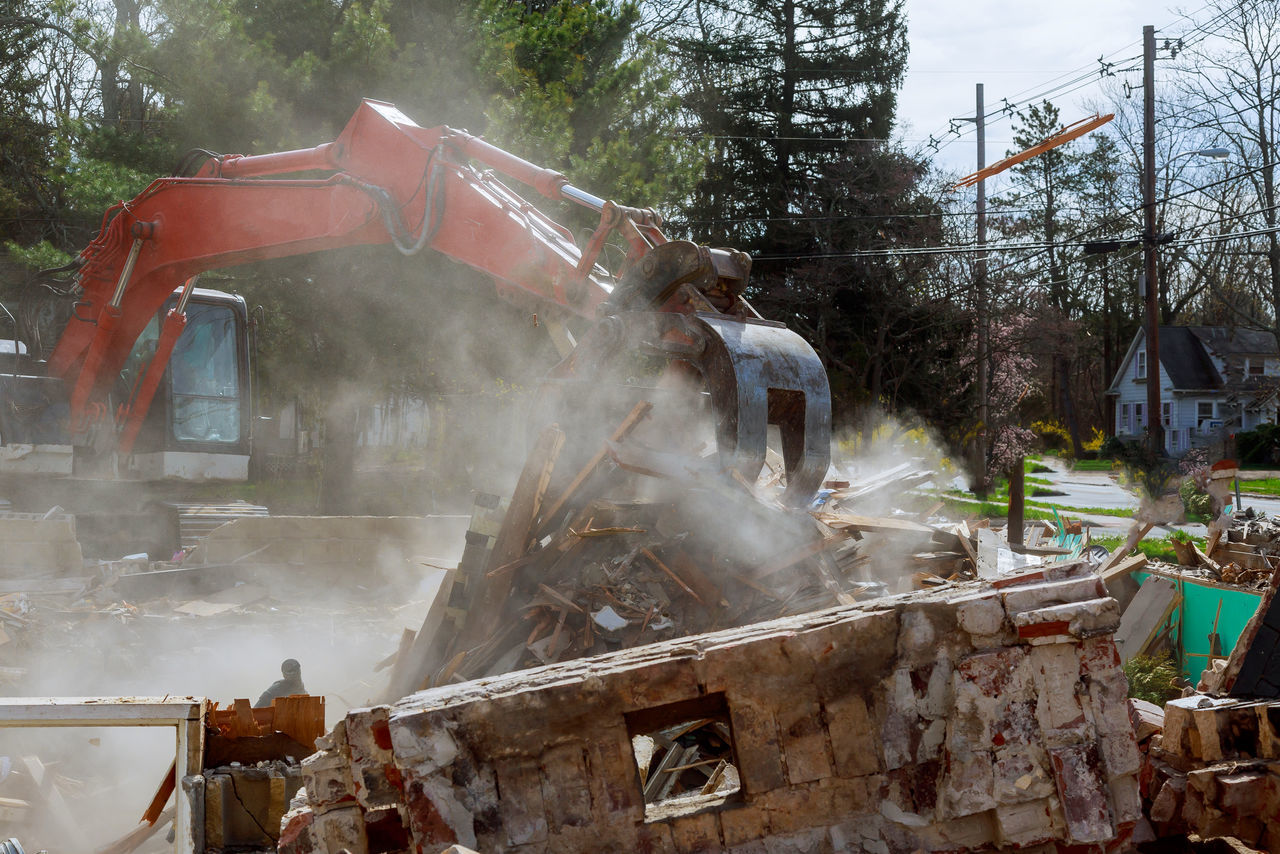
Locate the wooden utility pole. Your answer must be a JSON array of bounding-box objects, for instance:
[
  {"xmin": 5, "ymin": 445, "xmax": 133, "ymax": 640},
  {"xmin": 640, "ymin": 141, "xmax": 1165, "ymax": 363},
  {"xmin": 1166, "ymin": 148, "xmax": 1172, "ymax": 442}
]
[
  {"xmin": 976, "ymin": 83, "xmax": 990, "ymax": 489},
  {"xmin": 1142, "ymin": 24, "xmax": 1164, "ymax": 456}
]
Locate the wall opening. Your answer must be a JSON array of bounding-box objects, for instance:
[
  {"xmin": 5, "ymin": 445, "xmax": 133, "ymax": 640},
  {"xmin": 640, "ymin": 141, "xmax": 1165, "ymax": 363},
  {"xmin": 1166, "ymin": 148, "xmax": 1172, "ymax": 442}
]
[{"xmin": 623, "ymin": 692, "xmax": 741, "ymax": 821}]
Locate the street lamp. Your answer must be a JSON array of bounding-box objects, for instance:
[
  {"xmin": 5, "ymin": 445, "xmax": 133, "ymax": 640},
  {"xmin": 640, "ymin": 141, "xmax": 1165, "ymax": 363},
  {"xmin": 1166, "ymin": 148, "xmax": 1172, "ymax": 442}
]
[{"xmin": 1173, "ymin": 147, "xmax": 1231, "ymax": 161}]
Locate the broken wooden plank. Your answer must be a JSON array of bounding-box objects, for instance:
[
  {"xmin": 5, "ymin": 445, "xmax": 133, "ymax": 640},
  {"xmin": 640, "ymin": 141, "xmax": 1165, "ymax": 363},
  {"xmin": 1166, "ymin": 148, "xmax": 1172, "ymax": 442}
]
[
  {"xmin": 1114, "ymin": 575, "xmax": 1180, "ymax": 663},
  {"xmin": 642, "ymin": 547, "xmax": 706, "ymax": 606},
  {"xmin": 98, "ymin": 806, "xmax": 175, "ymax": 854},
  {"xmin": 141, "ymin": 760, "xmax": 176, "ymax": 825},
  {"xmin": 754, "ymin": 529, "xmax": 856, "ymax": 579},
  {"xmin": 536, "ymin": 401, "xmax": 652, "ymax": 536},
  {"xmin": 458, "ymin": 425, "xmax": 566, "ymax": 651},
  {"xmin": 1098, "ymin": 553, "xmax": 1148, "ymax": 586}
]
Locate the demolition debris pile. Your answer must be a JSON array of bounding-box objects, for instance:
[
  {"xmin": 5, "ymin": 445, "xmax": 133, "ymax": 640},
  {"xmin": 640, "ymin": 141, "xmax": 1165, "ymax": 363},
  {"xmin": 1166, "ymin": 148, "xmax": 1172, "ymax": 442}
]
[{"xmin": 381, "ymin": 403, "xmax": 974, "ymax": 696}]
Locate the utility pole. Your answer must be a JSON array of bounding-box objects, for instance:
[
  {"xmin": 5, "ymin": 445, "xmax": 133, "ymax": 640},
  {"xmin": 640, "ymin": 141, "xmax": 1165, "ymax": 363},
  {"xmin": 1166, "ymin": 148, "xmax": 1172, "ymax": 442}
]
[
  {"xmin": 976, "ymin": 83, "xmax": 989, "ymax": 490},
  {"xmin": 1142, "ymin": 24, "xmax": 1164, "ymax": 456}
]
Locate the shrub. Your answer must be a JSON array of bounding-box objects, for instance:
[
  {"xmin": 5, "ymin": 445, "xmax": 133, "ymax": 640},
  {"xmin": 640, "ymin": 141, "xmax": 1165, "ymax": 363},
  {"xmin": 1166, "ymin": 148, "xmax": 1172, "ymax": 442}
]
[
  {"xmin": 1031, "ymin": 419, "xmax": 1071, "ymax": 452},
  {"xmin": 1122, "ymin": 653, "xmax": 1182, "ymax": 706},
  {"xmin": 1179, "ymin": 476, "xmax": 1213, "ymax": 517}
]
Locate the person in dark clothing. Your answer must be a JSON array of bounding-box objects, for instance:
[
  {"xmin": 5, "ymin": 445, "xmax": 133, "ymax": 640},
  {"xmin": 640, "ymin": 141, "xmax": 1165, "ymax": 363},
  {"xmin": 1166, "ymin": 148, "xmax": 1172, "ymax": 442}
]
[{"xmin": 256, "ymin": 658, "xmax": 307, "ymax": 707}]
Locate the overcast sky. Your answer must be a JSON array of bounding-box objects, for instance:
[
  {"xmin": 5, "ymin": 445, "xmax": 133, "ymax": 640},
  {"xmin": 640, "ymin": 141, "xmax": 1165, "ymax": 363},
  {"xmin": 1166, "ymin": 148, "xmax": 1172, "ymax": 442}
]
[{"xmin": 897, "ymin": 0, "xmax": 1195, "ymax": 177}]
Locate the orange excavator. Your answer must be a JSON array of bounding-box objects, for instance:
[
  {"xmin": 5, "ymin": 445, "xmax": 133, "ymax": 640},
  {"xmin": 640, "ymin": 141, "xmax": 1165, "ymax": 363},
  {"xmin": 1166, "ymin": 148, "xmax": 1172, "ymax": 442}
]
[{"xmin": 1, "ymin": 99, "xmax": 830, "ymax": 512}]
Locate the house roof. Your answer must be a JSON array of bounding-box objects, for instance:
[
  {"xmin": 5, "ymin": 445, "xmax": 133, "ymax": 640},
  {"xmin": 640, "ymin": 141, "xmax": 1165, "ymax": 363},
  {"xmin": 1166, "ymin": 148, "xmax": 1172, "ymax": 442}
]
[
  {"xmin": 1106, "ymin": 324, "xmax": 1280, "ymax": 394},
  {"xmin": 1187, "ymin": 326, "xmax": 1280, "ymax": 357},
  {"xmin": 1156, "ymin": 326, "xmax": 1223, "ymax": 390}
]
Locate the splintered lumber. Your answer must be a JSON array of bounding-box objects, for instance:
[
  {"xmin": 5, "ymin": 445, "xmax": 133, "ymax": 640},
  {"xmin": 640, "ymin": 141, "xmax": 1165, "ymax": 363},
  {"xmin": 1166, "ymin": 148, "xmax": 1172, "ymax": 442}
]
[
  {"xmin": 537, "ymin": 401, "xmax": 652, "ymax": 536},
  {"xmin": 141, "ymin": 761, "xmax": 176, "ymax": 825},
  {"xmin": 461, "ymin": 425, "xmax": 565, "ymax": 648},
  {"xmin": 97, "ymin": 806, "xmax": 175, "ymax": 854},
  {"xmin": 1115, "ymin": 575, "xmax": 1180, "ymax": 662},
  {"xmin": 1099, "ymin": 522, "xmax": 1155, "ymax": 572},
  {"xmin": 642, "ymin": 547, "xmax": 706, "ymax": 606},
  {"xmin": 1098, "ymin": 553, "xmax": 1147, "ymax": 586}
]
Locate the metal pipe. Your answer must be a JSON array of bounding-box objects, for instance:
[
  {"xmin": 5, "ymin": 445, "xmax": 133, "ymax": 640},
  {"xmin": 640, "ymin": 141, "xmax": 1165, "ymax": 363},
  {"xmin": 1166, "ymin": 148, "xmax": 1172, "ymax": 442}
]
[
  {"xmin": 559, "ymin": 184, "xmax": 607, "ymax": 213},
  {"xmin": 110, "ymin": 238, "xmax": 145, "ymax": 308}
]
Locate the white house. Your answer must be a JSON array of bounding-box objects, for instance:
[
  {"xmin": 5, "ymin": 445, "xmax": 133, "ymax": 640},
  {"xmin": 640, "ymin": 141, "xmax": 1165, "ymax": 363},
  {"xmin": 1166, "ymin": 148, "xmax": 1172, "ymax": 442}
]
[{"xmin": 1105, "ymin": 325, "xmax": 1280, "ymax": 456}]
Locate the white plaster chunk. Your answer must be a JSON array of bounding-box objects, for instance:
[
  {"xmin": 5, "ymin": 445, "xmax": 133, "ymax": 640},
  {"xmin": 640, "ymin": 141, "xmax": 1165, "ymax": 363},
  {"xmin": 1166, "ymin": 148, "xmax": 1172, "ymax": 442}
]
[
  {"xmin": 956, "ymin": 596, "xmax": 1006, "ymax": 637},
  {"xmin": 390, "ymin": 716, "xmax": 458, "ymax": 772}
]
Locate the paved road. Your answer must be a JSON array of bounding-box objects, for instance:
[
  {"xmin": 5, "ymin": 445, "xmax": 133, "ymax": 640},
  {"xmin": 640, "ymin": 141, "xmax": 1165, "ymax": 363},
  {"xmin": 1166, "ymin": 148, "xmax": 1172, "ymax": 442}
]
[{"xmin": 1029, "ymin": 457, "xmax": 1280, "ymax": 538}]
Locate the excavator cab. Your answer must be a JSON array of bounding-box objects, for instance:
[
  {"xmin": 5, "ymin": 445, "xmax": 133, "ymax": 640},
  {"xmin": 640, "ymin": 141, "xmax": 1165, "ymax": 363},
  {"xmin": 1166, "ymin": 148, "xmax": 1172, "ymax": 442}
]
[{"xmin": 114, "ymin": 288, "xmax": 252, "ymax": 479}]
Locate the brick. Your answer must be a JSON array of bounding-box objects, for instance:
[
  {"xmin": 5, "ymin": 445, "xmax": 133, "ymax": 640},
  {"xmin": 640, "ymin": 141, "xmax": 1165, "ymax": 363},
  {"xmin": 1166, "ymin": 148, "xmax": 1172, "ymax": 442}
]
[
  {"xmin": 402, "ymin": 775, "xmax": 476, "ymax": 850},
  {"xmin": 1148, "ymin": 775, "xmax": 1184, "ymax": 824},
  {"xmin": 1031, "ymin": 644, "xmax": 1087, "ymax": 735},
  {"xmin": 345, "ymin": 706, "xmax": 401, "ymax": 811},
  {"xmin": 1048, "ymin": 743, "xmax": 1114, "ymax": 844},
  {"xmin": 727, "ymin": 699, "xmax": 786, "ymax": 794},
  {"xmin": 301, "ymin": 749, "xmax": 356, "ymax": 813},
  {"xmin": 995, "ymin": 797, "xmax": 1056, "ymax": 847},
  {"xmin": 1001, "ymin": 576, "xmax": 1106, "ymax": 616},
  {"xmin": 776, "ymin": 686, "xmax": 834, "ymax": 784},
  {"xmin": 824, "ymin": 693, "xmax": 880, "ymax": 777},
  {"xmin": 993, "ymin": 745, "xmax": 1055, "ymax": 804},
  {"xmin": 1098, "ymin": 732, "xmax": 1141, "ymax": 779},
  {"xmin": 1085, "ymin": 669, "xmax": 1134, "ymax": 737},
  {"xmin": 719, "ymin": 801, "xmax": 771, "ymax": 847},
  {"xmin": 1108, "ymin": 774, "xmax": 1142, "ymax": 827},
  {"xmin": 938, "ymin": 750, "xmax": 995, "ymax": 819},
  {"xmin": 1218, "ymin": 770, "xmax": 1267, "ymax": 817},
  {"xmin": 955, "ymin": 593, "xmax": 1006, "ymax": 638},
  {"xmin": 540, "ymin": 743, "xmax": 593, "ymax": 829},
  {"xmin": 585, "ymin": 733, "xmax": 644, "ymax": 818},
  {"xmin": 669, "ymin": 809, "xmax": 723, "ymax": 854},
  {"xmin": 492, "ymin": 759, "xmax": 548, "ymax": 847}
]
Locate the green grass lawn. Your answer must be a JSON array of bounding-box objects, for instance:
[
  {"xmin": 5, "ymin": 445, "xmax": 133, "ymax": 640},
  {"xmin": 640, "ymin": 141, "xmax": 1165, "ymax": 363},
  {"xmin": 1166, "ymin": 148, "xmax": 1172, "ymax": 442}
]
[
  {"xmin": 1091, "ymin": 532, "xmax": 1205, "ymax": 564},
  {"xmin": 1070, "ymin": 459, "xmax": 1116, "ymax": 472},
  {"xmin": 1236, "ymin": 476, "xmax": 1280, "ymax": 495}
]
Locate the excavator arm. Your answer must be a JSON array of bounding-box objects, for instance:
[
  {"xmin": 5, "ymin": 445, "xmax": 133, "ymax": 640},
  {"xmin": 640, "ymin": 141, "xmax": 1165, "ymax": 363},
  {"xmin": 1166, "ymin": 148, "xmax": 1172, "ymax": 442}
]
[{"xmin": 49, "ymin": 99, "xmax": 831, "ymax": 505}]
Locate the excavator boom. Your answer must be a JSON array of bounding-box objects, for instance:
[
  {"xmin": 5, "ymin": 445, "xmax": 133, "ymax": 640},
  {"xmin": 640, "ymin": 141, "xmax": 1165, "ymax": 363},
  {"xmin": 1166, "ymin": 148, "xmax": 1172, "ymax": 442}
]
[{"xmin": 44, "ymin": 99, "xmax": 832, "ymax": 505}]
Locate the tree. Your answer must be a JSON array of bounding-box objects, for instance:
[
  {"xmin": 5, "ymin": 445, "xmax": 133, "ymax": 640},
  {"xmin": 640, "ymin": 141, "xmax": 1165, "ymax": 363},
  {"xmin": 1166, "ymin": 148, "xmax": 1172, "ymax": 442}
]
[{"xmin": 1175, "ymin": 0, "xmax": 1280, "ymax": 339}]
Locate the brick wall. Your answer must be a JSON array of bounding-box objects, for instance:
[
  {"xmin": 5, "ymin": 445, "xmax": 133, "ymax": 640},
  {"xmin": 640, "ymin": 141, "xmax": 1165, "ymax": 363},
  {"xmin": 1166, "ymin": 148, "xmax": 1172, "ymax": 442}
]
[{"xmin": 280, "ymin": 562, "xmax": 1139, "ymax": 853}]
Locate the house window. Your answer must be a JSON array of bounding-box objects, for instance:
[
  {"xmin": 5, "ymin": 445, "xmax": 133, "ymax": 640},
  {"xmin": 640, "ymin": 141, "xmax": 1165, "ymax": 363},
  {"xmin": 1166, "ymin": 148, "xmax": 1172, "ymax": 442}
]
[
  {"xmin": 1135, "ymin": 402, "xmax": 1146, "ymax": 428},
  {"xmin": 1248, "ymin": 358, "xmax": 1266, "ymax": 377},
  {"xmin": 1198, "ymin": 401, "xmax": 1215, "ymax": 421},
  {"xmin": 1162, "ymin": 401, "xmax": 1172, "ymax": 428},
  {"xmin": 1135, "ymin": 351, "xmax": 1147, "ymax": 380},
  {"xmin": 1120, "ymin": 403, "xmax": 1132, "ymax": 434}
]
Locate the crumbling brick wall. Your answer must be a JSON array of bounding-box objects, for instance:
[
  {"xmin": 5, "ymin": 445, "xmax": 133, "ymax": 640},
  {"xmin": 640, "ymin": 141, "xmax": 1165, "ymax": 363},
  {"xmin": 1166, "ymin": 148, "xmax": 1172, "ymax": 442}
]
[
  {"xmin": 1145, "ymin": 695, "xmax": 1280, "ymax": 850},
  {"xmin": 280, "ymin": 563, "xmax": 1140, "ymax": 853}
]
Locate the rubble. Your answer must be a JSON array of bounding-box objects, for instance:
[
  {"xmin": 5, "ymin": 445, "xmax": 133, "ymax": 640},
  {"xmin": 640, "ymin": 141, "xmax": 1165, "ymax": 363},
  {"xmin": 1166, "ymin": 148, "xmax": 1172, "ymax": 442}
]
[{"xmin": 282, "ymin": 561, "xmax": 1141, "ymax": 853}]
